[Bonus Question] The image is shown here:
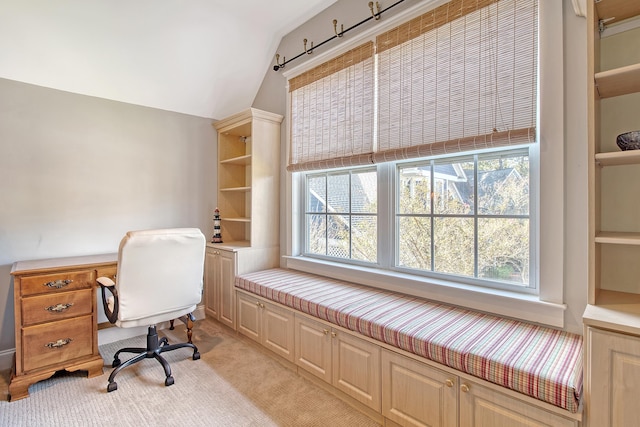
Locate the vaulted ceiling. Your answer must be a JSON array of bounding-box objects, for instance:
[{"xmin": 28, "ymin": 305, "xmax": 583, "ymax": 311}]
[{"xmin": 0, "ymin": 0, "xmax": 334, "ymax": 119}]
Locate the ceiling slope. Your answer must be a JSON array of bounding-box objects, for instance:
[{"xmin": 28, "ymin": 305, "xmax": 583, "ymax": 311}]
[{"xmin": 0, "ymin": 0, "xmax": 334, "ymax": 119}]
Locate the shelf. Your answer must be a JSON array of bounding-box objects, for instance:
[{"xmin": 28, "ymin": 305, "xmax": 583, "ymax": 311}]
[
  {"xmin": 219, "ymin": 186, "xmax": 251, "ymax": 193},
  {"xmin": 595, "ymin": 0, "xmax": 640, "ymax": 26},
  {"xmin": 596, "ymin": 231, "xmax": 640, "ymax": 245},
  {"xmin": 223, "ymin": 217, "xmax": 251, "ymax": 223},
  {"xmin": 595, "ymin": 62, "xmax": 640, "ymax": 98},
  {"xmin": 596, "ymin": 149, "xmax": 640, "ymax": 166},
  {"xmin": 220, "ymin": 154, "xmax": 252, "ymax": 166}
]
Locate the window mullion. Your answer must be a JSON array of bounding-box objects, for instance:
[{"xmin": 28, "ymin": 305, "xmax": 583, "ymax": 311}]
[{"xmin": 473, "ymin": 155, "xmax": 479, "ymax": 279}]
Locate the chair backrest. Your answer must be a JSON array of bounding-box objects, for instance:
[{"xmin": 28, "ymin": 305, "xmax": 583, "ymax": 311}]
[{"xmin": 115, "ymin": 228, "xmax": 205, "ymax": 324}]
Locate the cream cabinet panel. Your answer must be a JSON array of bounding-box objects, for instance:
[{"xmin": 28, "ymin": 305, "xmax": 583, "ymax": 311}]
[
  {"xmin": 459, "ymin": 380, "xmax": 576, "ymax": 427},
  {"xmin": 295, "ymin": 315, "xmax": 381, "ymax": 411},
  {"xmin": 218, "ymin": 249, "xmax": 236, "ymax": 329},
  {"xmin": 587, "ymin": 327, "xmax": 640, "ymax": 427},
  {"xmin": 382, "ymin": 349, "xmax": 457, "ymax": 427},
  {"xmin": 295, "ymin": 315, "xmax": 332, "ymax": 383},
  {"xmin": 262, "ymin": 301, "xmax": 295, "ymax": 363},
  {"xmin": 332, "ymin": 327, "xmax": 381, "ymax": 411},
  {"xmin": 203, "ymin": 250, "xmax": 219, "ymax": 320},
  {"xmin": 236, "ymin": 291, "xmax": 261, "ymax": 342},
  {"xmin": 237, "ymin": 292, "xmax": 295, "ymax": 363}
]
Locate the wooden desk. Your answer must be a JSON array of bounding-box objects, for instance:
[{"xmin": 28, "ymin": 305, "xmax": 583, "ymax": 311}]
[{"xmin": 9, "ymin": 254, "xmax": 117, "ymax": 401}]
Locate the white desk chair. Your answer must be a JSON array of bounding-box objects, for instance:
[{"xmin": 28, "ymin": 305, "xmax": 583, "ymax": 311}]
[{"xmin": 97, "ymin": 228, "xmax": 205, "ymax": 392}]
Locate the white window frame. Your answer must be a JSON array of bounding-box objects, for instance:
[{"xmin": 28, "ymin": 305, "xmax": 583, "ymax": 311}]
[{"xmin": 283, "ymin": 0, "xmax": 565, "ymax": 328}]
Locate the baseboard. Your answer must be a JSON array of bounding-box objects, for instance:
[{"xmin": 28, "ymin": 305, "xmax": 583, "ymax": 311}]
[{"xmin": 0, "ymin": 304, "xmax": 207, "ymax": 371}]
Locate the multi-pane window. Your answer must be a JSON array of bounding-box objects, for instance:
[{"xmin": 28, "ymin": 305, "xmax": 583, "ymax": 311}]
[
  {"xmin": 305, "ymin": 168, "xmax": 377, "ymax": 263},
  {"xmin": 302, "ymin": 148, "xmax": 531, "ymax": 289},
  {"xmin": 397, "ymin": 149, "xmax": 530, "ymax": 287}
]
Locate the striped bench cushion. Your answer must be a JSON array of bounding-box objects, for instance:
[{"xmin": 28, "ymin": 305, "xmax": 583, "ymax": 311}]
[{"xmin": 235, "ymin": 268, "xmax": 583, "ymax": 413}]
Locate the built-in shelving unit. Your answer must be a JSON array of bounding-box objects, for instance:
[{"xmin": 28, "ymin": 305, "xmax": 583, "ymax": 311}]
[
  {"xmin": 213, "ymin": 108, "xmax": 283, "ymax": 247},
  {"xmin": 584, "ymin": 2, "xmax": 640, "ymax": 425},
  {"xmin": 587, "ymin": 0, "xmax": 640, "ymax": 314}
]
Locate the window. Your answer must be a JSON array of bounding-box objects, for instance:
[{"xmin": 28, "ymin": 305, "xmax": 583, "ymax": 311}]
[
  {"xmin": 397, "ymin": 149, "xmax": 530, "ymax": 288},
  {"xmin": 305, "ymin": 168, "xmax": 377, "ymax": 263}
]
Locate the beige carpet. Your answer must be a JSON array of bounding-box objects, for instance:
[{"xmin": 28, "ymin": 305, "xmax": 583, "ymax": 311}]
[{"xmin": 0, "ymin": 318, "xmax": 381, "ymax": 426}]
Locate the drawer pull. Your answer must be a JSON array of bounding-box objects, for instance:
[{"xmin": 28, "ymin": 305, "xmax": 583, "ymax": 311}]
[
  {"xmin": 45, "ymin": 338, "xmax": 73, "ymax": 349},
  {"xmin": 45, "ymin": 302, "xmax": 74, "ymax": 313},
  {"xmin": 445, "ymin": 379, "xmax": 454, "ymax": 388},
  {"xmin": 460, "ymin": 383, "xmax": 470, "ymax": 393},
  {"xmin": 43, "ymin": 279, "xmax": 73, "ymax": 289}
]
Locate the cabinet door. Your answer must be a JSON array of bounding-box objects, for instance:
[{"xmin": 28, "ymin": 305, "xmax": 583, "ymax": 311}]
[
  {"xmin": 587, "ymin": 327, "xmax": 640, "ymax": 427},
  {"xmin": 204, "ymin": 249, "xmax": 219, "ymax": 320},
  {"xmin": 332, "ymin": 328, "xmax": 381, "ymax": 411},
  {"xmin": 459, "ymin": 380, "xmax": 576, "ymax": 427},
  {"xmin": 218, "ymin": 249, "xmax": 236, "ymax": 329},
  {"xmin": 295, "ymin": 315, "xmax": 332, "ymax": 383},
  {"xmin": 236, "ymin": 292, "xmax": 261, "ymax": 343},
  {"xmin": 382, "ymin": 349, "xmax": 457, "ymax": 427},
  {"xmin": 262, "ymin": 301, "xmax": 295, "ymax": 363}
]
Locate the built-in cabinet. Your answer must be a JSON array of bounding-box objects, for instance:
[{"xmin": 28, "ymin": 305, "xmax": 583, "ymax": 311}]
[
  {"xmin": 295, "ymin": 314, "xmax": 381, "ymax": 412},
  {"xmin": 204, "ymin": 244, "xmax": 279, "ymax": 330},
  {"xmin": 236, "ymin": 290, "xmax": 295, "ymax": 363},
  {"xmin": 204, "ymin": 246, "xmax": 236, "ymax": 329},
  {"xmin": 205, "ymin": 108, "xmax": 283, "ymax": 328},
  {"xmin": 383, "ymin": 349, "xmax": 576, "ymax": 427},
  {"xmin": 584, "ymin": 2, "xmax": 640, "ymax": 426},
  {"xmin": 382, "ymin": 350, "xmax": 457, "ymax": 427},
  {"xmin": 585, "ymin": 327, "xmax": 640, "ymax": 427},
  {"xmin": 234, "ymin": 291, "xmax": 579, "ymax": 426}
]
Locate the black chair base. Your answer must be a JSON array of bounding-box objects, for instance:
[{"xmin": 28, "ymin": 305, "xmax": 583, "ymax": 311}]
[{"xmin": 106, "ymin": 325, "xmax": 200, "ymax": 392}]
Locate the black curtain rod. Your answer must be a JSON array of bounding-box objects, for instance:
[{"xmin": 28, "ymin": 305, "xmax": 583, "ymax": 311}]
[{"xmin": 273, "ymin": 0, "xmax": 406, "ymax": 72}]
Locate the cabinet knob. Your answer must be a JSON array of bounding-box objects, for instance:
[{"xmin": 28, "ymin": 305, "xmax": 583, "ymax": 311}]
[
  {"xmin": 259, "ymin": 303, "xmax": 265, "ymax": 308},
  {"xmin": 256, "ymin": 301, "xmax": 261, "ymax": 307},
  {"xmin": 445, "ymin": 379, "xmax": 454, "ymax": 388},
  {"xmin": 331, "ymin": 331, "xmax": 337, "ymax": 338},
  {"xmin": 323, "ymin": 329, "xmax": 329, "ymax": 335},
  {"xmin": 460, "ymin": 383, "xmax": 470, "ymax": 393}
]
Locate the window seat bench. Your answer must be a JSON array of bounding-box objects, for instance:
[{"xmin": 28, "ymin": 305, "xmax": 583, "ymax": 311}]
[{"xmin": 235, "ymin": 267, "xmax": 583, "ymax": 414}]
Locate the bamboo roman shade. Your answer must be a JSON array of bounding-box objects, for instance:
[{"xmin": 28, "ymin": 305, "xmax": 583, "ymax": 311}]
[
  {"xmin": 288, "ymin": 0, "xmax": 538, "ymax": 172},
  {"xmin": 288, "ymin": 42, "xmax": 375, "ymax": 172}
]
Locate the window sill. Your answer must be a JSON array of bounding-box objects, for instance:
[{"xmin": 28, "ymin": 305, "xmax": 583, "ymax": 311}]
[{"xmin": 283, "ymin": 256, "xmax": 566, "ymax": 328}]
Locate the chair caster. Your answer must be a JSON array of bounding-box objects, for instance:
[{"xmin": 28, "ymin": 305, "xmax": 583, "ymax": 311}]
[
  {"xmin": 193, "ymin": 352, "xmax": 200, "ymax": 360},
  {"xmin": 112, "ymin": 358, "xmax": 121, "ymax": 368},
  {"xmin": 165, "ymin": 376, "xmax": 175, "ymax": 386},
  {"xmin": 107, "ymin": 382, "xmax": 118, "ymax": 392}
]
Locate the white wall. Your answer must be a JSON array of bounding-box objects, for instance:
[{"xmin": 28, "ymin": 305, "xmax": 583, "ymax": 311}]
[
  {"xmin": 0, "ymin": 78, "xmax": 217, "ymax": 360},
  {"xmin": 254, "ymin": 0, "xmax": 589, "ymax": 333}
]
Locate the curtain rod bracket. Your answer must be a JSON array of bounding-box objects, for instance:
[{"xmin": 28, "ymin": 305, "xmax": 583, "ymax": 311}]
[
  {"xmin": 333, "ymin": 19, "xmax": 344, "ymax": 37},
  {"xmin": 304, "ymin": 38, "xmax": 314, "ymax": 54},
  {"xmin": 273, "ymin": 54, "xmax": 286, "ymax": 71},
  {"xmin": 369, "ymin": 1, "xmax": 381, "ymax": 20}
]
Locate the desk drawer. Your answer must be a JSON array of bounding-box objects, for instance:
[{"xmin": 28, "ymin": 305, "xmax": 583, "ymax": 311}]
[
  {"xmin": 22, "ymin": 289, "xmax": 93, "ymax": 326},
  {"xmin": 96, "ymin": 265, "xmax": 117, "ymax": 282},
  {"xmin": 20, "ymin": 270, "xmax": 94, "ymax": 297},
  {"xmin": 22, "ymin": 315, "xmax": 93, "ymax": 372}
]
